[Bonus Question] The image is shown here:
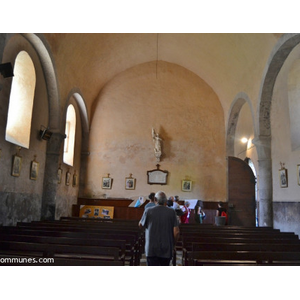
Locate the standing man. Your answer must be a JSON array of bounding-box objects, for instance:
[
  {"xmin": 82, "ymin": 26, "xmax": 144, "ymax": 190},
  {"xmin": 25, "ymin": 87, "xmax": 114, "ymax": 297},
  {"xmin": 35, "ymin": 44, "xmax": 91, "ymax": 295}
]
[{"xmin": 139, "ymin": 191, "xmax": 180, "ymax": 266}]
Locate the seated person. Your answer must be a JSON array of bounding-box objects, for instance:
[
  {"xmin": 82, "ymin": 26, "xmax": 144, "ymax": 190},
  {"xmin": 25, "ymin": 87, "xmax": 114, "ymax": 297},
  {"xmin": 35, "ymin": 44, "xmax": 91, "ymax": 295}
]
[{"xmin": 216, "ymin": 201, "xmax": 226, "ymax": 216}]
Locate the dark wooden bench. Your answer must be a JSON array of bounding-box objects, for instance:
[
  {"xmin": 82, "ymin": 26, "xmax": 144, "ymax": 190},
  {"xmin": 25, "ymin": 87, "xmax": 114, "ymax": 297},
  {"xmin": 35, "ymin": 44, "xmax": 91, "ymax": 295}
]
[
  {"xmin": 179, "ymin": 231, "xmax": 299, "ymax": 245},
  {"xmin": 191, "ymin": 242, "xmax": 300, "ymax": 252},
  {"xmin": 57, "ymin": 218, "xmax": 145, "ymax": 264},
  {"xmin": 0, "ymin": 240, "xmax": 123, "ymax": 264},
  {"xmin": 60, "ymin": 216, "xmax": 139, "ymax": 224},
  {"xmin": 181, "ymin": 235, "xmax": 300, "ymax": 256},
  {"xmin": 17, "ymin": 220, "xmax": 143, "ymax": 242},
  {"xmin": 181, "ymin": 242, "xmax": 300, "ymax": 265},
  {"xmin": 179, "ymin": 228, "xmax": 297, "ymax": 236},
  {"xmin": 188, "ymin": 250, "xmax": 300, "ymax": 266},
  {"xmin": 179, "ymin": 224, "xmax": 277, "ymax": 231},
  {"xmin": 0, "ymin": 253, "xmax": 124, "ymax": 266},
  {"xmin": 0, "ymin": 232, "xmax": 127, "ymax": 260},
  {"xmin": 26, "ymin": 219, "xmax": 141, "ymax": 255},
  {"xmin": 179, "ymin": 224, "xmax": 300, "ymax": 265},
  {"xmin": 0, "ymin": 226, "xmax": 139, "ymax": 265},
  {"xmin": 32, "ymin": 219, "xmax": 145, "ymax": 258}
]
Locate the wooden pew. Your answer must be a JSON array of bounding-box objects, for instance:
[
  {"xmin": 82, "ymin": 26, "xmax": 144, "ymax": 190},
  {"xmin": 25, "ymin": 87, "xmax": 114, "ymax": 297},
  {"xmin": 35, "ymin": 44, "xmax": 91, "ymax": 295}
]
[
  {"xmin": 60, "ymin": 216, "xmax": 139, "ymax": 224},
  {"xmin": 16, "ymin": 220, "xmax": 144, "ymax": 265},
  {"xmin": 189, "ymin": 250, "xmax": 300, "ymax": 266},
  {"xmin": 1, "ymin": 226, "xmax": 140, "ymax": 266},
  {"xmin": 1, "ymin": 217, "xmax": 146, "ymax": 266},
  {"xmin": 191, "ymin": 242, "xmax": 300, "ymax": 253},
  {"xmin": 182, "ymin": 242, "xmax": 300, "ymax": 265},
  {"xmin": 0, "ymin": 240, "xmax": 123, "ymax": 264},
  {"xmin": 179, "ymin": 230, "xmax": 298, "ymax": 240},
  {"xmin": 0, "ymin": 233, "xmax": 127, "ymax": 261},
  {"xmin": 179, "ymin": 224, "xmax": 276, "ymax": 231},
  {"xmin": 0, "ymin": 254, "xmax": 124, "ymax": 266},
  {"xmin": 57, "ymin": 217, "xmax": 146, "ymax": 259},
  {"xmin": 179, "ymin": 225, "xmax": 299, "ymax": 266},
  {"xmin": 178, "ymin": 225, "xmax": 294, "ymax": 235}
]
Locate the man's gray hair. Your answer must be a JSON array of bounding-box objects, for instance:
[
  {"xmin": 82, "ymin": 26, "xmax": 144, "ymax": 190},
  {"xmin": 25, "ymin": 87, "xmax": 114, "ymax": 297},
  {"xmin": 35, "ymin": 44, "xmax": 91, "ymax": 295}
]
[{"xmin": 155, "ymin": 191, "xmax": 167, "ymax": 205}]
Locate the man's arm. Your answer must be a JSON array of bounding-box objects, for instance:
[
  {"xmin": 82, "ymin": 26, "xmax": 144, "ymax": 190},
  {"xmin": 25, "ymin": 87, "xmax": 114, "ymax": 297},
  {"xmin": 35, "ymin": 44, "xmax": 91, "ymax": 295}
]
[
  {"xmin": 138, "ymin": 210, "xmax": 147, "ymax": 228},
  {"xmin": 138, "ymin": 221, "xmax": 144, "ymax": 228}
]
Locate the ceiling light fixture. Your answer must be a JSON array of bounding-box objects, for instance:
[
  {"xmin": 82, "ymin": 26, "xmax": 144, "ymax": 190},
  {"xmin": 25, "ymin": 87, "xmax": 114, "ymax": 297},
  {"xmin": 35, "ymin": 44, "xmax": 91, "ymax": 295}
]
[{"xmin": 241, "ymin": 137, "xmax": 248, "ymax": 144}]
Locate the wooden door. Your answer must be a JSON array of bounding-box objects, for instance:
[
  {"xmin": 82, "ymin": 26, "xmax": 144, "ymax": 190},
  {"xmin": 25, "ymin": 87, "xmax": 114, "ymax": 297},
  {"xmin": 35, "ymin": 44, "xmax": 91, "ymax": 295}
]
[{"xmin": 227, "ymin": 156, "xmax": 256, "ymax": 227}]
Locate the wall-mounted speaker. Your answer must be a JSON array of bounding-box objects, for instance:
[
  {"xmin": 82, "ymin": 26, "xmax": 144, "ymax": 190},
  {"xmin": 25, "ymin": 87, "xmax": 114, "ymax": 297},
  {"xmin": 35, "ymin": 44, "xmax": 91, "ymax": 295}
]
[
  {"xmin": 39, "ymin": 127, "xmax": 53, "ymax": 141},
  {"xmin": 0, "ymin": 63, "xmax": 14, "ymax": 78}
]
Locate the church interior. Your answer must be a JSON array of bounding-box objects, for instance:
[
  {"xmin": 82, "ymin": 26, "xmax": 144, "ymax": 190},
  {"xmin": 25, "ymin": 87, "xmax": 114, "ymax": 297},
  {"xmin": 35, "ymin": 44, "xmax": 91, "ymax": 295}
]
[
  {"xmin": 1, "ymin": 2, "xmax": 300, "ymax": 296},
  {"xmin": 1, "ymin": 31, "xmax": 300, "ymax": 276},
  {"xmin": 1, "ymin": 33, "xmax": 300, "ymax": 234}
]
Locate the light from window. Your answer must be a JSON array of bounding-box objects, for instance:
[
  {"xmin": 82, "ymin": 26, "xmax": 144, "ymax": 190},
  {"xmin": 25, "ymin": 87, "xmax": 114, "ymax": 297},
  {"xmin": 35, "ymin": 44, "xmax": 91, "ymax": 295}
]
[
  {"xmin": 63, "ymin": 104, "xmax": 76, "ymax": 166},
  {"xmin": 5, "ymin": 51, "xmax": 36, "ymax": 148}
]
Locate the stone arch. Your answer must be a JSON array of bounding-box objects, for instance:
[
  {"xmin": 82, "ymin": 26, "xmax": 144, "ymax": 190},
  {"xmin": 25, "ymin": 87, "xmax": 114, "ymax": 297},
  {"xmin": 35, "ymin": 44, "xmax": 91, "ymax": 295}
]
[
  {"xmin": 65, "ymin": 89, "xmax": 90, "ymax": 197},
  {"xmin": 256, "ymin": 33, "xmax": 300, "ymax": 226},
  {"xmin": 226, "ymin": 92, "xmax": 255, "ymax": 157},
  {"xmin": 20, "ymin": 33, "xmax": 60, "ymax": 131},
  {"xmin": 13, "ymin": 33, "xmax": 63, "ymax": 220},
  {"xmin": 65, "ymin": 89, "xmax": 89, "ymax": 135}
]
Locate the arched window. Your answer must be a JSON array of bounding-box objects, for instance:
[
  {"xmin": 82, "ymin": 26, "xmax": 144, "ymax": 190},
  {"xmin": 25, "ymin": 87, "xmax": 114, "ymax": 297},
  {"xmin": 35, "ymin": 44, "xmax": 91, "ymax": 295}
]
[
  {"xmin": 288, "ymin": 59, "xmax": 300, "ymax": 151},
  {"xmin": 63, "ymin": 104, "xmax": 76, "ymax": 166},
  {"xmin": 5, "ymin": 51, "xmax": 36, "ymax": 148}
]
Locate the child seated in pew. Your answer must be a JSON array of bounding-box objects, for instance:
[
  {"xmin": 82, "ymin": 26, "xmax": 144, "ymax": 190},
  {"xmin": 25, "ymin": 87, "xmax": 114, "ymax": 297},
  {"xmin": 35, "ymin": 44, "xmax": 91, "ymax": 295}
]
[{"xmin": 180, "ymin": 201, "xmax": 191, "ymax": 224}]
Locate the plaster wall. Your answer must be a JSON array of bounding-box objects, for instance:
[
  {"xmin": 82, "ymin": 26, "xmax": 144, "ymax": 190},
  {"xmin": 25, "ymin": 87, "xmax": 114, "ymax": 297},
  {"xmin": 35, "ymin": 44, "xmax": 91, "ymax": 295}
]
[
  {"xmin": 271, "ymin": 43, "xmax": 300, "ymax": 236},
  {"xmin": 0, "ymin": 35, "xmax": 48, "ymax": 225},
  {"xmin": 85, "ymin": 61, "xmax": 226, "ymax": 202},
  {"xmin": 272, "ymin": 46, "xmax": 300, "ymax": 202},
  {"xmin": 55, "ymin": 97, "xmax": 82, "ymax": 219}
]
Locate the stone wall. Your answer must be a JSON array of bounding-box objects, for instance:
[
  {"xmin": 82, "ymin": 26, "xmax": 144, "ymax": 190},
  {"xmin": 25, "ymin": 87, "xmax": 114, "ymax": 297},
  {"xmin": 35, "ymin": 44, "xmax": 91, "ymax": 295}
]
[
  {"xmin": 84, "ymin": 61, "xmax": 226, "ymax": 202},
  {"xmin": 273, "ymin": 202, "xmax": 300, "ymax": 237}
]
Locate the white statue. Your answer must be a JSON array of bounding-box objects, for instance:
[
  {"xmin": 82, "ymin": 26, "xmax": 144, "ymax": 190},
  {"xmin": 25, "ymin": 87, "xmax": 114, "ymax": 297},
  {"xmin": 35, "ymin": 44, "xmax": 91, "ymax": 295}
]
[{"xmin": 152, "ymin": 128, "xmax": 162, "ymax": 162}]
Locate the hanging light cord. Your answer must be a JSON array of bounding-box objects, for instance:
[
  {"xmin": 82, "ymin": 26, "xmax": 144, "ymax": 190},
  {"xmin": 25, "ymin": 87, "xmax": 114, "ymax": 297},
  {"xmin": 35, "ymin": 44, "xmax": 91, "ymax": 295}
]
[{"xmin": 156, "ymin": 33, "xmax": 159, "ymax": 79}]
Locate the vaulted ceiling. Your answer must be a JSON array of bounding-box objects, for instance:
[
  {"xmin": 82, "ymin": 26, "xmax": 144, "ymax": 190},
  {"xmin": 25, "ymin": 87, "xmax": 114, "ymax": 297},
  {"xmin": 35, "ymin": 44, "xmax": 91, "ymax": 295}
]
[{"xmin": 43, "ymin": 33, "xmax": 282, "ymax": 117}]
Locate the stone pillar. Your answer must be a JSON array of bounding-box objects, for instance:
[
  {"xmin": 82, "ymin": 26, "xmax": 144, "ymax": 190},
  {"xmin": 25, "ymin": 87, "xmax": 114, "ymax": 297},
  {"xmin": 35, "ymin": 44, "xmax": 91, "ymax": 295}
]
[
  {"xmin": 78, "ymin": 133, "xmax": 90, "ymax": 198},
  {"xmin": 253, "ymin": 135, "xmax": 273, "ymax": 227},
  {"xmin": 41, "ymin": 132, "xmax": 65, "ymax": 220}
]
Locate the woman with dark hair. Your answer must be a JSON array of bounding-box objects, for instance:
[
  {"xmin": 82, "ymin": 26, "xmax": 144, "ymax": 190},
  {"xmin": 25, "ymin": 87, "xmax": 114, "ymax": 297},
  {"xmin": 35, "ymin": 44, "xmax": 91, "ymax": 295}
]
[
  {"xmin": 144, "ymin": 192, "xmax": 156, "ymax": 210},
  {"xmin": 194, "ymin": 200, "xmax": 205, "ymax": 224},
  {"xmin": 216, "ymin": 201, "xmax": 226, "ymax": 216},
  {"xmin": 167, "ymin": 196, "xmax": 174, "ymax": 207},
  {"xmin": 216, "ymin": 201, "xmax": 227, "ymax": 225}
]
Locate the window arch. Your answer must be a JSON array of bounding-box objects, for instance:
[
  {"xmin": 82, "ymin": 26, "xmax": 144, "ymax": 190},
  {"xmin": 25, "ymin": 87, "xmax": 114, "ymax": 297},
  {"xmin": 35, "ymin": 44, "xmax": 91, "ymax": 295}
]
[
  {"xmin": 5, "ymin": 51, "xmax": 36, "ymax": 148},
  {"xmin": 63, "ymin": 104, "xmax": 76, "ymax": 166},
  {"xmin": 288, "ymin": 58, "xmax": 300, "ymax": 151}
]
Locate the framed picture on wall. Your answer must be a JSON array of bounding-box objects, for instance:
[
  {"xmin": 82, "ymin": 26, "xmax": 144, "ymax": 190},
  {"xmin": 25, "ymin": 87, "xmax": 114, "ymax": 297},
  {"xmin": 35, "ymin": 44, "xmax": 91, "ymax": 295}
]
[
  {"xmin": 57, "ymin": 167, "xmax": 63, "ymax": 184},
  {"xmin": 297, "ymin": 164, "xmax": 300, "ymax": 186},
  {"xmin": 66, "ymin": 170, "xmax": 71, "ymax": 186},
  {"xmin": 12, "ymin": 155, "xmax": 22, "ymax": 177},
  {"xmin": 125, "ymin": 177, "xmax": 136, "ymax": 190},
  {"xmin": 72, "ymin": 172, "xmax": 78, "ymax": 187},
  {"xmin": 102, "ymin": 177, "xmax": 112, "ymax": 189},
  {"xmin": 30, "ymin": 160, "xmax": 39, "ymax": 180},
  {"xmin": 279, "ymin": 168, "xmax": 288, "ymax": 188},
  {"xmin": 181, "ymin": 180, "xmax": 192, "ymax": 192}
]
